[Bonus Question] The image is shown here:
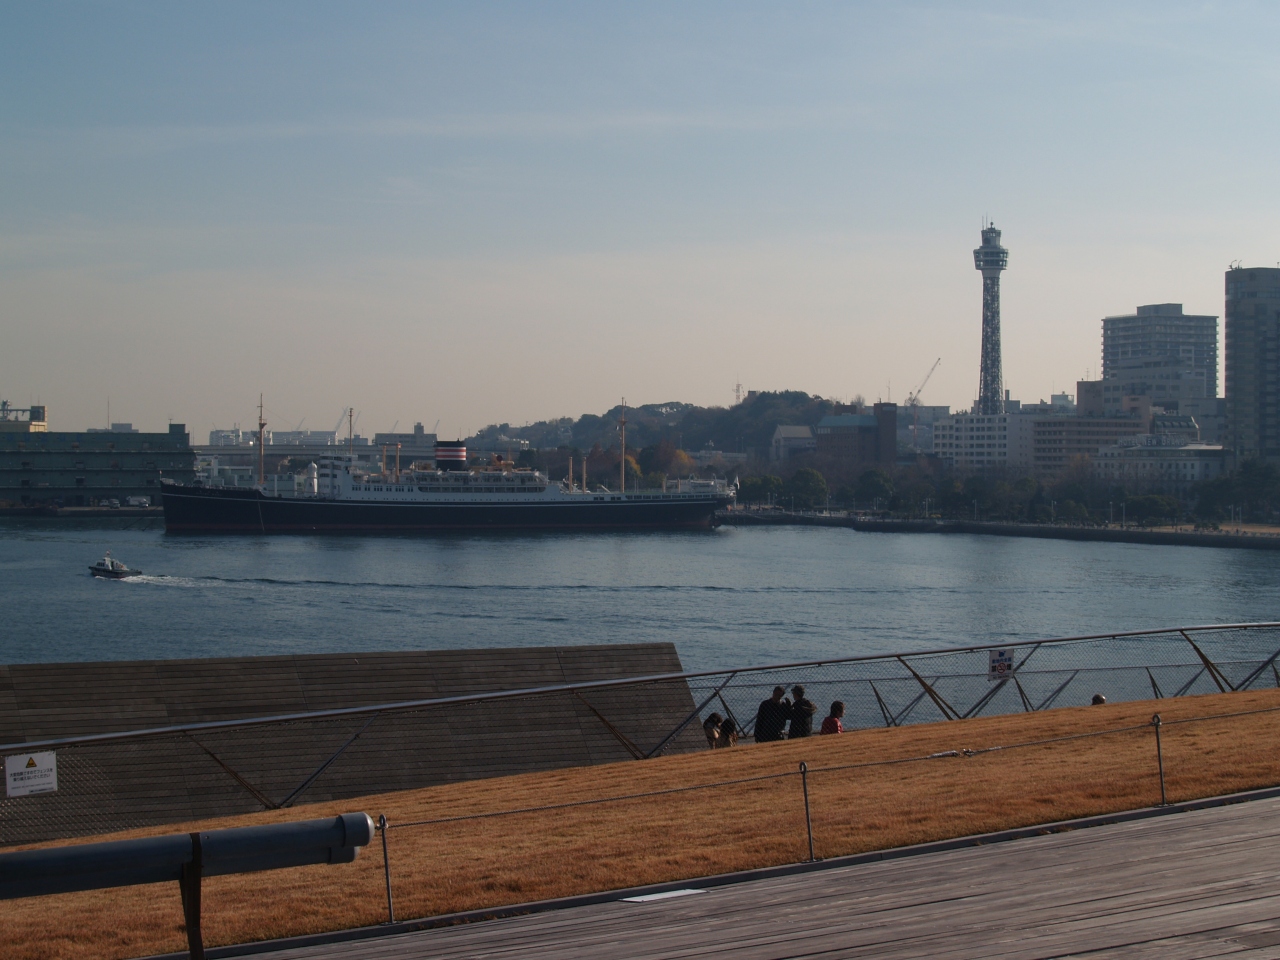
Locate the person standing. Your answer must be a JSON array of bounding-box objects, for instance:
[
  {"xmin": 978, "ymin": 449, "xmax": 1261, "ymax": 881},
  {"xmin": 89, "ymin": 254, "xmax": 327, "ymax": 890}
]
[
  {"xmin": 753, "ymin": 686, "xmax": 791, "ymax": 742},
  {"xmin": 718, "ymin": 715, "xmax": 738, "ymax": 748},
  {"xmin": 820, "ymin": 701, "xmax": 845, "ymax": 735},
  {"xmin": 788, "ymin": 684, "xmax": 817, "ymax": 739},
  {"xmin": 703, "ymin": 712, "xmax": 724, "ymax": 749}
]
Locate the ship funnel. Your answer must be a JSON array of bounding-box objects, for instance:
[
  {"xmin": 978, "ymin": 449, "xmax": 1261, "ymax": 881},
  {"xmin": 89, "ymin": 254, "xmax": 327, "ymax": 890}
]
[{"xmin": 435, "ymin": 440, "xmax": 468, "ymax": 471}]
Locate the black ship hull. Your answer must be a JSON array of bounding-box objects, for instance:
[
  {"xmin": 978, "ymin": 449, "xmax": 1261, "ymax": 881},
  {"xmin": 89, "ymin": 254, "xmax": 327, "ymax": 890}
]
[{"xmin": 161, "ymin": 485, "xmax": 729, "ymax": 533}]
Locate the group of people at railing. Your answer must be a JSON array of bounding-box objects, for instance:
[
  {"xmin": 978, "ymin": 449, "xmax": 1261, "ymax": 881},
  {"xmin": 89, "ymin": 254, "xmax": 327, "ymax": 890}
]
[{"xmin": 703, "ymin": 684, "xmax": 847, "ymax": 748}]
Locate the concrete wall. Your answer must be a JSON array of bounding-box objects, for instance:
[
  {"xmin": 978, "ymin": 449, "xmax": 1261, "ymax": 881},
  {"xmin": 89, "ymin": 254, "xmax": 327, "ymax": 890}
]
[{"xmin": 0, "ymin": 644, "xmax": 701, "ymax": 844}]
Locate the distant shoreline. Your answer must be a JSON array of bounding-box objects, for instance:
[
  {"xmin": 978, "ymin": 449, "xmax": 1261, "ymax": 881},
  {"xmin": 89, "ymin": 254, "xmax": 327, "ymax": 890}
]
[
  {"xmin": 0, "ymin": 506, "xmax": 162, "ymax": 519},
  {"xmin": 719, "ymin": 511, "xmax": 1280, "ymax": 551}
]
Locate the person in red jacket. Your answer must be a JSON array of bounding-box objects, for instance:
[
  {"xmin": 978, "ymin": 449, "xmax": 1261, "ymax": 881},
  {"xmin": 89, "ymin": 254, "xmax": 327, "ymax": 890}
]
[{"xmin": 820, "ymin": 701, "xmax": 845, "ymax": 735}]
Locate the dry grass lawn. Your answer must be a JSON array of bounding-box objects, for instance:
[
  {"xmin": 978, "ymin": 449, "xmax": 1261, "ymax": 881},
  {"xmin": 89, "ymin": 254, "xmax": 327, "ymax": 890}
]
[{"xmin": 5, "ymin": 689, "xmax": 1280, "ymax": 960}]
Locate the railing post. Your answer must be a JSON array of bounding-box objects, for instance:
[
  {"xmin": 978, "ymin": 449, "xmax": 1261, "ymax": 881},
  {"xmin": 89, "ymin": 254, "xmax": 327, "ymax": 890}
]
[
  {"xmin": 799, "ymin": 762, "xmax": 816, "ymax": 862},
  {"xmin": 179, "ymin": 831, "xmax": 205, "ymax": 960},
  {"xmin": 1151, "ymin": 714, "xmax": 1167, "ymax": 806},
  {"xmin": 378, "ymin": 814, "xmax": 395, "ymax": 923}
]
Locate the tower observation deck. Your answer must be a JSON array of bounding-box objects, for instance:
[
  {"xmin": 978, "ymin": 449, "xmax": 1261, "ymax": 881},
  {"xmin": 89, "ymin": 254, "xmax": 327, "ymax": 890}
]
[{"xmin": 973, "ymin": 224, "xmax": 1009, "ymax": 416}]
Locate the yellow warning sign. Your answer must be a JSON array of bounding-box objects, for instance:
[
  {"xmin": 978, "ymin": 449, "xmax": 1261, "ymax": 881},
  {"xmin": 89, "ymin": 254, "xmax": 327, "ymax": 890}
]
[{"xmin": 26, "ymin": 757, "xmax": 36, "ymax": 768}]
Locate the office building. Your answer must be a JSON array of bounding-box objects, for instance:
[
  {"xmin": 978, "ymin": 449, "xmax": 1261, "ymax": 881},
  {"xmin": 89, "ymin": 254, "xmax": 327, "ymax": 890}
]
[
  {"xmin": 1225, "ymin": 266, "xmax": 1280, "ymax": 462},
  {"xmin": 1094, "ymin": 436, "xmax": 1224, "ymax": 497},
  {"xmin": 935, "ymin": 401, "xmax": 1146, "ymax": 478},
  {"xmin": 1030, "ymin": 416, "xmax": 1147, "ymax": 477},
  {"xmin": 814, "ymin": 403, "xmax": 896, "ymax": 467},
  {"xmin": 933, "ymin": 412, "xmax": 1033, "ymax": 473}
]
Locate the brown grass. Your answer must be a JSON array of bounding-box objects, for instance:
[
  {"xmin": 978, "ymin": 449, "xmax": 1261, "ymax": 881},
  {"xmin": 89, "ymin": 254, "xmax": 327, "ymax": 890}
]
[{"xmin": 5, "ymin": 689, "xmax": 1280, "ymax": 960}]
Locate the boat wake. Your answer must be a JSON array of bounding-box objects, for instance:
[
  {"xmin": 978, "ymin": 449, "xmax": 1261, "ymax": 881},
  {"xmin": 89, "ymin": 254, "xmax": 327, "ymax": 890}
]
[{"xmin": 117, "ymin": 575, "xmax": 203, "ymax": 588}]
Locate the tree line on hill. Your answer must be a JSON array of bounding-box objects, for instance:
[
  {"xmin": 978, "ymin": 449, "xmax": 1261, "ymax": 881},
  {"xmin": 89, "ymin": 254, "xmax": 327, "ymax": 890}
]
[
  {"xmin": 740, "ymin": 459, "xmax": 1280, "ymax": 526},
  {"xmin": 475, "ymin": 390, "xmax": 839, "ymax": 458}
]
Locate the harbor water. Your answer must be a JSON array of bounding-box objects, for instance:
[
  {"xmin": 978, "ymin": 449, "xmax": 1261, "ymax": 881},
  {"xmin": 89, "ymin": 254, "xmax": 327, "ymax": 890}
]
[{"xmin": 2, "ymin": 521, "xmax": 1278, "ymax": 671}]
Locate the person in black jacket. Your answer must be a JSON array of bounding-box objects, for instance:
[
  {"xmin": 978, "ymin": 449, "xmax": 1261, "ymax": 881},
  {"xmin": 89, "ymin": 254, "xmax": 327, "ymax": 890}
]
[
  {"xmin": 753, "ymin": 686, "xmax": 791, "ymax": 742},
  {"xmin": 788, "ymin": 684, "xmax": 817, "ymax": 738}
]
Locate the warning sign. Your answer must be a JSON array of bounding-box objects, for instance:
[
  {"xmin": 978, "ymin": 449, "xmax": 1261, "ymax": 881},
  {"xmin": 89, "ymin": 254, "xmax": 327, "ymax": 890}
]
[
  {"xmin": 5, "ymin": 751, "xmax": 57, "ymax": 797},
  {"xmin": 988, "ymin": 649, "xmax": 1014, "ymax": 682}
]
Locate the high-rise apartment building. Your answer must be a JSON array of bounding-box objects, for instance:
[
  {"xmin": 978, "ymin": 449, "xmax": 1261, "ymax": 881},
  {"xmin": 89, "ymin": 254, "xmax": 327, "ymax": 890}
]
[
  {"xmin": 1225, "ymin": 267, "xmax": 1280, "ymax": 461},
  {"xmin": 1101, "ymin": 303, "xmax": 1218, "ymax": 403}
]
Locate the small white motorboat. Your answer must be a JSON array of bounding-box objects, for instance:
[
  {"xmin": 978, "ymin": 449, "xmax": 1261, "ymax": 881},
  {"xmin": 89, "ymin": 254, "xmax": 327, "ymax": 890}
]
[{"xmin": 89, "ymin": 551, "xmax": 141, "ymax": 579}]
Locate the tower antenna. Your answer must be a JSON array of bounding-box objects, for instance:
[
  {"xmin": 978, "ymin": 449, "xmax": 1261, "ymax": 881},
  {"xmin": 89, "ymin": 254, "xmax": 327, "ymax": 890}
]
[{"xmin": 974, "ymin": 222, "xmax": 1009, "ymax": 415}]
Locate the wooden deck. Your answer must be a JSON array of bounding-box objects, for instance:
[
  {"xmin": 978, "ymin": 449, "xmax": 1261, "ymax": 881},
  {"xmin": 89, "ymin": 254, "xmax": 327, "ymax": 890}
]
[{"xmin": 256, "ymin": 797, "xmax": 1280, "ymax": 959}]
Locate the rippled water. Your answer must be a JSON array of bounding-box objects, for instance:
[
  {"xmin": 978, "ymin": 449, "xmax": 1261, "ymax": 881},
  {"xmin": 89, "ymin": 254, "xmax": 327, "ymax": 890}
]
[{"xmin": 2, "ymin": 520, "xmax": 1278, "ymax": 670}]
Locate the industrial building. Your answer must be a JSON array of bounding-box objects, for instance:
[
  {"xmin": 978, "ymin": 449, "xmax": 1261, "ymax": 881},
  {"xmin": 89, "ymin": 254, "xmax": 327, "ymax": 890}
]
[
  {"xmin": 0, "ymin": 404, "xmax": 195, "ymax": 506},
  {"xmin": 372, "ymin": 423, "xmax": 438, "ymax": 466},
  {"xmin": 1225, "ymin": 266, "xmax": 1280, "ymax": 463}
]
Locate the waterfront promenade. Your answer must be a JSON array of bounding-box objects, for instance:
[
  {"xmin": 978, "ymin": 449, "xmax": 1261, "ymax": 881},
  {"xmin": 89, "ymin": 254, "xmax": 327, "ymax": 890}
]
[{"xmin": 228, "ymin": 795, "xmax": 1280, "ymax": 959}]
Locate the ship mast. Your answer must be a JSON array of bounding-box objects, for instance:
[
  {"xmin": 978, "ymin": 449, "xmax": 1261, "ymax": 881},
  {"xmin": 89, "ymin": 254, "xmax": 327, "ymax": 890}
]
[
  {"xmin": 257, "ymin": 394, "xmax": 266, "ymax": 486},
  {"xmin": 619, "ymin": 398, "xmax": 627, "ymax": 494},
  {"xmin": 347, "ymin": 407, "xmax": 353, "ymax": 460}
]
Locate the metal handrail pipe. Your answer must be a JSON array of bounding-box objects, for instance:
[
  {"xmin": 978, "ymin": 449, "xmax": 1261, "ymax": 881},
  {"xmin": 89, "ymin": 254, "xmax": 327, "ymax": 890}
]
[
  {"xmin": 0, "ymin": 812, "xmax": 374, "ymax": 900},
  {"xmin": 4, "ymin": 622, "xmax": 1276, "ymax": 754}
]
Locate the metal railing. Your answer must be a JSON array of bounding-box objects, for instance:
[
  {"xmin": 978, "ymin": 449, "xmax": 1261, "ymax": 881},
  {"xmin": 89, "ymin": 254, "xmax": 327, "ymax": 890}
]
[{"xmin": 3, "ymin": 623, "xmax": 1280, "ymax": 846}]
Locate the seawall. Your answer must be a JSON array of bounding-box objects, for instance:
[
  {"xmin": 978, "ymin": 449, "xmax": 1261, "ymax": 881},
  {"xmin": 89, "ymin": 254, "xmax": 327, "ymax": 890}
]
[
  {"xmin": 0, "ymin": 644, "xmax": 700, "ymax": 844},
  {"xmin": 719, "ymin": 511, "xmax": 1280, "ymax": 550}
]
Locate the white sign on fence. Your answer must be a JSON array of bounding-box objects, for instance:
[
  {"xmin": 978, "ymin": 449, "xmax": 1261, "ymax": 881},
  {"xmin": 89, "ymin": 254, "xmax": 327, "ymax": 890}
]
[
  {"xmin": 988, "ymin": 649, "xmax": 1014, "ymax": 681},
  {"xmin": 5, "ymin": 751, "xmax": 58, "ymax": 797}
]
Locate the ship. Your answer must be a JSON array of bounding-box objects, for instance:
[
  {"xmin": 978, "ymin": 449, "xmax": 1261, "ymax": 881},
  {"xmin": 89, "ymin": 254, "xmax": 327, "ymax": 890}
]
[{"xmin": 161, "ymin": 440, "xmax": 734, "ymax": 533}]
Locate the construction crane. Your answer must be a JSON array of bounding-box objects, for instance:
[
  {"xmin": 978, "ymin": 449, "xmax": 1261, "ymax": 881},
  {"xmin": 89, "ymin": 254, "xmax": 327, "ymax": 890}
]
[{"xmin": 906, "ymin": 358, "xmax": 941, "ymax": 453}]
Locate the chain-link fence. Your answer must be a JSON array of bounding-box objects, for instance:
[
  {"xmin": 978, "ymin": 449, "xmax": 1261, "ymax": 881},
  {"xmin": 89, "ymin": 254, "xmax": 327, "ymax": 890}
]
[{"xmin": 3, "ymin": 623, "xmax": 1279, "ymax": 847}]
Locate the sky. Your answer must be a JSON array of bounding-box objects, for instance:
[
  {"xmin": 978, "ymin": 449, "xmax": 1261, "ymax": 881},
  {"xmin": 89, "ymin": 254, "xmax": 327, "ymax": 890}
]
[{"xmin": 3, "ymin": 2, "xmax": 1278, "ymax": 440}]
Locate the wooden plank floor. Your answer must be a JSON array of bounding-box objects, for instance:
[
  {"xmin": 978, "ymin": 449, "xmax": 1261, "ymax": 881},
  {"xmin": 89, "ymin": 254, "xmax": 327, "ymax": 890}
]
[{"xmin": 257, "ymin": 797, "xmax": 1280, "ymax": 959}]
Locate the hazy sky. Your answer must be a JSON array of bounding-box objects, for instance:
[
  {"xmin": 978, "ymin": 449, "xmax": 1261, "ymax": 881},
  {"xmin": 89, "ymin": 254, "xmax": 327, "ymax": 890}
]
[{"xmin": 3, "ymin": 3, "xmax": 1277, "ymax": 439}]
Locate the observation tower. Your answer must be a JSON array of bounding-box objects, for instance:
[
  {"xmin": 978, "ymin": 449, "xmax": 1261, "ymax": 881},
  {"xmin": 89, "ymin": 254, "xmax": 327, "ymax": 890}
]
[{"xmin": 973, "ymin": 223, "xmax": 1009, "ymax": 415}]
